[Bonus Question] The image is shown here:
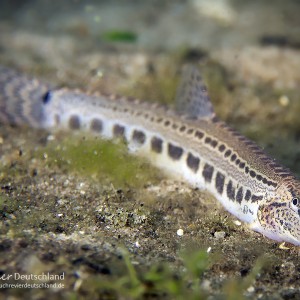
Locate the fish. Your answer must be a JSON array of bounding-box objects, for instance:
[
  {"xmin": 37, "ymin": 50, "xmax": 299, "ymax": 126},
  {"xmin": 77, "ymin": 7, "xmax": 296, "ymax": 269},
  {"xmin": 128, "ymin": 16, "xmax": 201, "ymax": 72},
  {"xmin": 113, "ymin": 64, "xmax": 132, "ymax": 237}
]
[{"xmin": 1, "ymin": 64, "xmax": 300, "ymax": 245}]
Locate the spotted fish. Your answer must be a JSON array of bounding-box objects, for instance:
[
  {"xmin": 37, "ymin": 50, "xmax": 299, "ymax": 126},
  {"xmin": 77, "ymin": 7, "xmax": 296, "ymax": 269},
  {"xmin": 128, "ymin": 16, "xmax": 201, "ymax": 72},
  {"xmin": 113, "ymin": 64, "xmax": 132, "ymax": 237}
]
[{"xmin": 1, "ymin": 65, "xmax": 300, "ymax": 245}]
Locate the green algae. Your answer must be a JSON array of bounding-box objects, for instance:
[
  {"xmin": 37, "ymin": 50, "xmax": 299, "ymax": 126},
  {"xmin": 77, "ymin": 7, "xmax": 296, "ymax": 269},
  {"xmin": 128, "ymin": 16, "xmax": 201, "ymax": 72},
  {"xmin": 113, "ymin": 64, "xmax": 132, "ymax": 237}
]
[
  {"xmin": 41, "ymin": 135, "xmax": 162, "ymax": 189},
  {"xmin": 103, "ymin": 30, "xmax": 137, "ymax": 43},
  {"xmin": 77, "ymin": 248, "xmax": 266, "ymax": 300},
  {"xmin": 222, "ymin": 256, "xmax": 267, "ymax": 300},
  {"xmin": 0, "ymin": 131, "xmax": 164, "ymax": 241}
]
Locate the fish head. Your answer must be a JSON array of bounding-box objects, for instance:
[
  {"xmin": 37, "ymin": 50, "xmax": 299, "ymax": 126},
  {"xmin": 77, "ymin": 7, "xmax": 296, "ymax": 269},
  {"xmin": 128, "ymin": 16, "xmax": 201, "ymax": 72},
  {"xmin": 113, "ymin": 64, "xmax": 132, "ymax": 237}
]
[{"xmin": 253, "ymin": 184, "xmax": 300, "ymax": 246}]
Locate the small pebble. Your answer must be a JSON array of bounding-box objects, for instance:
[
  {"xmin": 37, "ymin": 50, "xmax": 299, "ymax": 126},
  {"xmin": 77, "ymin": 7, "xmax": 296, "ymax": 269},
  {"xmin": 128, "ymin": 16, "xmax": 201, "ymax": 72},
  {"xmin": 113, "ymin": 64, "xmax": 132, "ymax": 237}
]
[
  {"xmin": 279, "ymin": 242, "xmax": 290, "ymax": 250},
  {"xmin": 233, "ymin": 220, "xmax": 241, "ymax": 226},
  {"xmin": 177, "ymin": 228, "xmax": 184, "ymax": 236},
  {"xmin": 214, "ymin": 231, "xmax": 226, "ymax": 239},
  {"xmin": 201, "ymin": 279, "xmax": 211, "ymax": 290},
  {"xmin": 278, "ymin": 95, "xmax": 289, "ymax": 107},
  {"xmin": 47, "ymin": 135, "xmax": 55, "ymax": 141}
]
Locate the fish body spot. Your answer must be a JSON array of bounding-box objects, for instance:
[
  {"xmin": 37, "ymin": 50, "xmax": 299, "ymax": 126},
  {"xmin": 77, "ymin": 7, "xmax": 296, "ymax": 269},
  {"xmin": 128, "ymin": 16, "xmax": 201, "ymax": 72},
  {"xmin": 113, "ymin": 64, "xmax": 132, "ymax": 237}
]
[{"xmin": 69, "ymin": 115, "xmax": 80, "ymax": 130}]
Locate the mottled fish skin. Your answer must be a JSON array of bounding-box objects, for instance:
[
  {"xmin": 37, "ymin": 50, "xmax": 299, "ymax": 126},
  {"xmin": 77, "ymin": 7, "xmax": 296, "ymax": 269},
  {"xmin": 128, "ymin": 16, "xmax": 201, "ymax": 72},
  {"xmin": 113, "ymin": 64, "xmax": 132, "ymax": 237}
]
[{"xmin": 1, "ymin": 65, "xmax": 300, "ymax": 246}]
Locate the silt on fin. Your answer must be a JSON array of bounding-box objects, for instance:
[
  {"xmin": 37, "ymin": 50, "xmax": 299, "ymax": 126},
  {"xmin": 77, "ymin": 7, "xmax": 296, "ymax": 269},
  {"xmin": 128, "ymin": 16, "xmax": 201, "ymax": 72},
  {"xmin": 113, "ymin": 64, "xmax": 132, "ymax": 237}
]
[{"xmin": 175, "ymin": 65, "xmax": 215, "ymax": 119}]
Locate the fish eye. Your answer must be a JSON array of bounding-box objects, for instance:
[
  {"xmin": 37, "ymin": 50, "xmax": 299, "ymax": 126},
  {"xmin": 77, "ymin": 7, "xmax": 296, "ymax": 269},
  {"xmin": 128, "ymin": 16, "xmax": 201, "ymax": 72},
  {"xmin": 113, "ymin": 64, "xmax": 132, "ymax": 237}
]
[{"xmin": 292, "ymin": 197, "xmax": 299, "ymax": 206}]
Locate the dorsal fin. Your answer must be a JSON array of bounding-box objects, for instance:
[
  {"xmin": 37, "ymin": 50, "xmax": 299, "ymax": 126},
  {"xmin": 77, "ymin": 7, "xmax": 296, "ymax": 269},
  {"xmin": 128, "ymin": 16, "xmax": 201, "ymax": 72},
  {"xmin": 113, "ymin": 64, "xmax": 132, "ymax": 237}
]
[{"xmin": 175, "ymin": 65, "xmax": 214, "ymax": 119}]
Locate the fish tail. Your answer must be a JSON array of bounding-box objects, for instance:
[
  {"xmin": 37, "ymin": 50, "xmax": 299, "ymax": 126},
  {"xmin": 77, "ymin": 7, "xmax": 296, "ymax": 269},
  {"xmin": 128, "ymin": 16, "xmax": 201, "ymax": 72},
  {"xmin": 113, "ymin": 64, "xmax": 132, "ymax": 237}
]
[{"xmin": 0, "ymin": 66, "xmax": 52, "ymax": 128}]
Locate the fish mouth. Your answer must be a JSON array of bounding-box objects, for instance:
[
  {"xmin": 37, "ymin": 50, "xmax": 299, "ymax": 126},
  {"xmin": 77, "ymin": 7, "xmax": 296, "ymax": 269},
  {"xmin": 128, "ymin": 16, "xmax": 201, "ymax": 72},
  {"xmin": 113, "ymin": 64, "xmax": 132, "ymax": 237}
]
[{"xmin": 250, "ymin": 219, "xmax": 300, "ymax": 246}]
